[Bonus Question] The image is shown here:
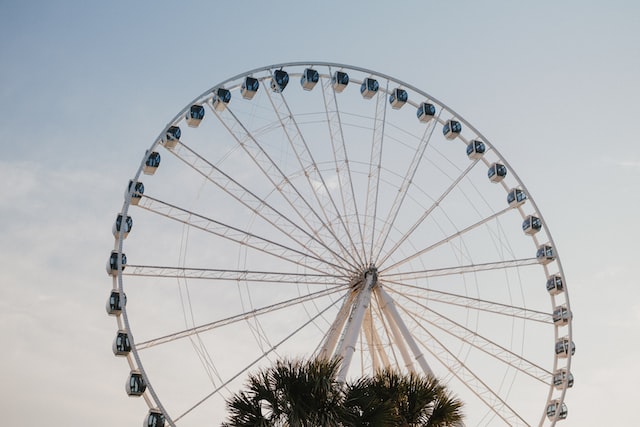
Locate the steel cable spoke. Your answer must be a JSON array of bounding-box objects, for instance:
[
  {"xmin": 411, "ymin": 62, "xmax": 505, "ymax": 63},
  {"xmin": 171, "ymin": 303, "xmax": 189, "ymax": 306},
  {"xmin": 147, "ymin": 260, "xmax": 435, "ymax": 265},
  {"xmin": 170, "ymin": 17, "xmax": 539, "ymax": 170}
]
[
  {"xmin": 321, "ymin": 66, "xmax": 368, "ymax": 264},
  {"xmin": 124, "ymin": 264, "xmax": 349, "ymax": 285},
  {"xmin": 372, "ymin": 106, "xmax": 442, "ymax": 264},
  {"xmin": 136, "ymin": 195, "xmax": 348, "ymax": 275},
  {"xmin": 387, "ymin": 286, "xmax": 552, "ymax": 383},
  {"xmin": 363, "ymin": 80, "xmax": 388, "ymax": 264},
  {"xmin": 136, "ymin": 285, "xmax": 346, "ymax": 351},
  {"xmin": 383, "ymin": 257, "xmax": 540, "ymax": 280},
  {"xmin": 210, "ymin": 102, "xmax": 361, "ymax": 272},
  {"xmin": 377, "ymin": 158, "xmax": 482, "ymax": 268},
  {"xmin": 381, "ymin": 206, "xmax": 512, "ymax": 273},
  {"xmin": 163, "ymin": 140, "xmax": 355, "ymax": 273},
  {"xmin": 263, "ymin": 72, "xmax": 364, "ymax": 268},
  {"xmin": 391, "ymin": 301, "xmax": 532, "ymax": 427},
  {"xmin": 384, "ymin": 280, "xmax": 551, "ymax": 323},
  {"xmin": 172, "ymin": 295, "xmax": 344, "ymax": 423}
]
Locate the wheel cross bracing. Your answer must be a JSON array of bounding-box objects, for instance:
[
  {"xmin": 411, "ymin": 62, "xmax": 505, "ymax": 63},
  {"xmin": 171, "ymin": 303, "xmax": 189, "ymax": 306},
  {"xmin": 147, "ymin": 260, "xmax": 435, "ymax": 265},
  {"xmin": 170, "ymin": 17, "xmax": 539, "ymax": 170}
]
[{"xmin": 107, "ymin": 62, "xmax": 573, "ymax": 427}]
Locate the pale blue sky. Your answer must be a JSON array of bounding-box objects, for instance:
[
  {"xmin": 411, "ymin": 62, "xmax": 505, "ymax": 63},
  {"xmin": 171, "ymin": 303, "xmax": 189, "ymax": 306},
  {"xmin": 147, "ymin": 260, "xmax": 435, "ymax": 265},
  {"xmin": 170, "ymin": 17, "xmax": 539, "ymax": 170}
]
[{"xmin": 1, "ymin": 1, "xmax": 639, "ymax": 426}]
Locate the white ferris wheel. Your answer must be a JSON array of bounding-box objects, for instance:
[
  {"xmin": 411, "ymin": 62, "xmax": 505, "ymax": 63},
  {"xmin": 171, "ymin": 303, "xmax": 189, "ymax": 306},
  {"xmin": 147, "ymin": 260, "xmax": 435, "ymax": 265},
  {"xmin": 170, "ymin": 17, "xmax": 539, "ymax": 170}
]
[{"xmin": 107, "ymin": 62, "xmax": 574, "ymax": 427}]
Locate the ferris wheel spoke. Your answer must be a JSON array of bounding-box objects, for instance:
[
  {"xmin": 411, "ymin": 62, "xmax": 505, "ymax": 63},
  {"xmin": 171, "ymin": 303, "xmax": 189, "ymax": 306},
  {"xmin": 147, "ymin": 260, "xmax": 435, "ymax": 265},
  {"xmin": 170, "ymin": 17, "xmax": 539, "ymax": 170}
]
[
  {"xmin": 124, "ymin": 264, "xmax": 349, "ymax": 286},
  {"xmin": 403, "ymin": 313, "xmax": 531, "ymax": 427},
  {"xmin": 385, "ymin": 280, "xmax": 551, "ymax": 323},
  {"xmin": 136, "ymin": 286, "xmax": 346, "ymax": 351},
  {"xmin": 163, "ymin": 141, "xmax": 355, "ymax": 272},
  {"xmin": 362, "ymin": 80, "xmax": 389, "ymax": 265},
  {"xmin": 381, "ymin": 206, "xmax": 512, "ymax": 273},
  {"xmin": 321, "ymin": 67, "xmax": 367, "ymax": 263},
  {"xmin": 210, "ymin": 104, "xmax": 361, "ymax": 271},
  {"xmin": 172, "ymin": 295, "xmax": 344, "ymax": 423},
  {"xmin": 263, "ymin": 74, "xmax": 365, "ymax": 267},
  {"xmin": 383, "ymin": 257, "xmax": 541, "ymax": 280},
  {"xmin": 377, "ymin": 158, "xmax": 482, "ymax": 267},
  {"xmin": 136, "ymin": 195, "xmax": 346, "ymax": 275},
  {"xmin": 372, "ymin": 107, "xmax": 442, "ymax": 264},
  {"xmin": 388, "ymin": 287, "xmax": 552, "ymax": 383}
]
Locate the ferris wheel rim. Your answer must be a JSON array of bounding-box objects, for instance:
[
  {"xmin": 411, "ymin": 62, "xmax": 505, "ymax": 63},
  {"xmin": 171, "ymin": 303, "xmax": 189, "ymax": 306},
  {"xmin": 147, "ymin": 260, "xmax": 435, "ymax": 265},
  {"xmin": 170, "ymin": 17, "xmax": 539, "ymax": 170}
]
[{"xmin": 109, "ymin": 62, "xmax": 573, "ymax": 427}]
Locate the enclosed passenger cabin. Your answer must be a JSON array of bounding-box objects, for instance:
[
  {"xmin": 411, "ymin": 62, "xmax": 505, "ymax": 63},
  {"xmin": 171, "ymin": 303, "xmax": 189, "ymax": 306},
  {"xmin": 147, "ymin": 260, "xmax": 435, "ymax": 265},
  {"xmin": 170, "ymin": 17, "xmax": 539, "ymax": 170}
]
[
  {"xmin": 212, "ymin": 88, "xmax": 231, "ymax": 111},
  {"xmin": 145, "ymin": 409, "xmax": 166, "ymax": 427},
  {"xmin": 126, "ymin": 370, "xmax": 146, "ymax": 397},
  {"xmin": 417, "ymin": 102, "xmax": 436, "ymax": 122},
  {"xmin": 162, "ymin": 126, "xmax": 181, "ymax": 149},
  {"xmin": 443, "ymin": 119, "xmax": 462, "ymax": 139},
  {"xmin": 270, "ymin": 69, "xmax": 289, "ymax": 93},
  {"xmin": 507, "ymin": 188, "xmax": 526, "ymax": 208},
  {"xmin": 332, "ymin": 71, "xmax": 349, "ymax": 93},
  {"xmin": 300, "ymin": 68, "xmax": 319, "ymax": 91},
  {"xmin": 126, "ymin": 180, "xmax": 144, "ymax": 205},
  {"xmin": 488, "ymin": 163, "xmax": 507, "ymax": 183},
  {"xmin": 546, "ymin": 400, "xmax": 568, "ymax": 421},
  {"xmin": 107, "ymin": 251, "xmax": 127, "ymax": 276},
  {"xmin": 537, "ymin": 244, "xmax": 555, "ymax": 265},
  {"xmin": 143, "ymin": 151, "xmax": 161, "ymax": 175},
  {"xmin": 185, "ymin": 104, "xmax": 205, "ymax": 127},
  {"xmin": 360, "ymin": 77, "xmax": 379, "ymax": 99},
  {"xmin": 555, "ymin": 337, "xmax": 576, "ymax": 358},
  {"xmin": 466, "ymin": 140, "xmax": 485, "ymax": 159},
  {"xmin": 113, "ymin": 330, "xmax": 131, "ymax": 356},
  {"xmin": 389, "ymin": 88, "xmax": 408, "ymax": 109},
  {"xmin": 106, "ymin": 290, "xmax": 126, "ymax": 315},
  {"xmin": 546, "ymin": 274, "xmax": 564, "ymax": 294},
  {"xmin": 522, "ymin": 215, "xmax": 542, "ymax": 235},
  {"xmin": 241, "ymin": 76, "xmax": 260, "ymax": 99},
  {"xmin": 553, "ymin": 368, "xmax": 574, "ymax": 390},
  {"xmin": 112, "ymin": 214, "xmax": 133, "ymax": 239},
  {"xmin": 553, "ymin": 305, "xmax": 572, "ymax": 325}
]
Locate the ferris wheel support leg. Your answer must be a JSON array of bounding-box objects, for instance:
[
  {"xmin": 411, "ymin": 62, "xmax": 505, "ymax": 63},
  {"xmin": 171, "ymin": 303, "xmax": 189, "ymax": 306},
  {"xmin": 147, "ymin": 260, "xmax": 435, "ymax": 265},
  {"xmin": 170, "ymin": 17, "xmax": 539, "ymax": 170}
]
[
  {"xmin": 362, "ymin": 309, "xmax": 380, "ymax": 373},
  {"xmin": 374, "ymin": 287, "xmax": 416, "ymax": 373},
  {"xmin": 336, "ymin": 268, "xmax": 377, "ymax": 382},
  {"xmin": 376, "ymin": 286, "xmax": 434, "ymax": 377},
  {"xmin": 318, "ymin": 290, "xmax": 356, "ymax": 360}
]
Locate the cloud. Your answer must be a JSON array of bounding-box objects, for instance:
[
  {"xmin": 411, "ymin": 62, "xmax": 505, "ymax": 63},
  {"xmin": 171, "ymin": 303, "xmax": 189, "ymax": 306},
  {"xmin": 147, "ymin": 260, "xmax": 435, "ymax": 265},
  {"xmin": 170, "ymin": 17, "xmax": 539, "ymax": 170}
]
[
  {"xmin": 0, "ymin": 160, "xmax": 40, "ymax": 208},
  {"xmin": 617, "ymin": 160, "xmax": 640, "ymax": 168}
]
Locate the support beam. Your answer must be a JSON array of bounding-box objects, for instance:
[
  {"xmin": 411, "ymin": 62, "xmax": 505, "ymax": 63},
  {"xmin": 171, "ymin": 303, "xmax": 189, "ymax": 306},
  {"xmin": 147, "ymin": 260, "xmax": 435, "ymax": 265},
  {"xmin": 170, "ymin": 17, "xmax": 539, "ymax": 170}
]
[
  {"xmin": 336, "ymin": 267, "xmax": 378, "ymax": 382},
  {"xmin": 317, "ymin": 289, "xmax": 357, "ymax": 360},
  {"xmin": 375, "ymin": 287, "xmax": 417, "ymax": 373},
  {"xmin": 362, "ymin": 309, "xmax": 380, "ymax": 373},
  {"xmin": 376, "ymin": 286, "xmax": 434, "ymax": 377}
]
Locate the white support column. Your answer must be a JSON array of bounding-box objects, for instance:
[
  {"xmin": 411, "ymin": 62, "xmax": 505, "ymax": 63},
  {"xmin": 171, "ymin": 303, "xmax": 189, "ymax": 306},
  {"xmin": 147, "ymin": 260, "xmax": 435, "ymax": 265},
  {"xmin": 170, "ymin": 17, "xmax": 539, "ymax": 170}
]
[
  {"xmin": 362, "ymin": 309, "xmax": 380, "ymax": 373},
  {"xmin": 376, "ymin": 285, "xmax": 434, "ymax": 377},
  {"xmin": 375, "ymin": 286, "xmax": 416, "ymax": 373},
  {"xmin": 336, "ymin": 268, "xmax": 377, "ymax": 382},
  {"xmin": 370, "ymin": 316, "xmax": 391, "ymax": 371},
  {"xmin": 318, "ymin": 289, "xmax": 357, "ymax": 360}
]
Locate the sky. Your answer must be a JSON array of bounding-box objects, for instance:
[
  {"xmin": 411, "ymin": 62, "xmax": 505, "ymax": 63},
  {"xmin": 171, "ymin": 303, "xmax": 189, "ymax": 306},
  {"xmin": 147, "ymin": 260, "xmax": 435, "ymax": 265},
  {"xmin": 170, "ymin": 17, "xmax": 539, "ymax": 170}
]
[{"xmin": 1, "ymin": 0, "xmax": 639, "ymax": 426}]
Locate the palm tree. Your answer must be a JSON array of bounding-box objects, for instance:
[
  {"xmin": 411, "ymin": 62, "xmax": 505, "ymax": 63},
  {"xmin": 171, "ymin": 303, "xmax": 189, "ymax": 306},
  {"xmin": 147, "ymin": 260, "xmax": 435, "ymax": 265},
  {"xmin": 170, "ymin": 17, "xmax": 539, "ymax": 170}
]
[
  {"xmin": 222, "ymin": 358, "xmax": 345, "ymax": 427},
  {"xmin": 343, "ymin": 369, "xmax": 463, "ymax": 427},
  {"xmin": 222, "ymin": 358, "xmax": 464, "ymax": 427}
]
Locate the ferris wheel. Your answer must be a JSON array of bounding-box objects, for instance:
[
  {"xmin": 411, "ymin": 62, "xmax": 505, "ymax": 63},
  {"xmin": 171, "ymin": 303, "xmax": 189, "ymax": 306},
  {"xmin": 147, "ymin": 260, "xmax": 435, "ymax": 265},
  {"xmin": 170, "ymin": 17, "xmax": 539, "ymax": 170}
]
[{"xmin": 106, "ymin": 62, "xmax": 574, "ymax": 426}]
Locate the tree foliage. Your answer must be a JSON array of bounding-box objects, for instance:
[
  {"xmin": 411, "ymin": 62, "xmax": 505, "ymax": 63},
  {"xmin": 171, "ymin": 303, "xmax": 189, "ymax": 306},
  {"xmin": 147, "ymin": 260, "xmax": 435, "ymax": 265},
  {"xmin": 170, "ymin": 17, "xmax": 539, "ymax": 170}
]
[{"xmin": 222, "ymin": 358, "xmax": 464, "ymax": 427}]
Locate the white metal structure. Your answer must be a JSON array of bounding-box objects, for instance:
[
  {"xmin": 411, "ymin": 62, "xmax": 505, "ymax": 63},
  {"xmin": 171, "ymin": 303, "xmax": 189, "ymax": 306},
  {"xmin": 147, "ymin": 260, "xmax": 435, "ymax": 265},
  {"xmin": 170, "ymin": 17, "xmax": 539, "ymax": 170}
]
[{"xmin": 107, "ymin": 62, "xmax": 573, "ymax": 426}]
